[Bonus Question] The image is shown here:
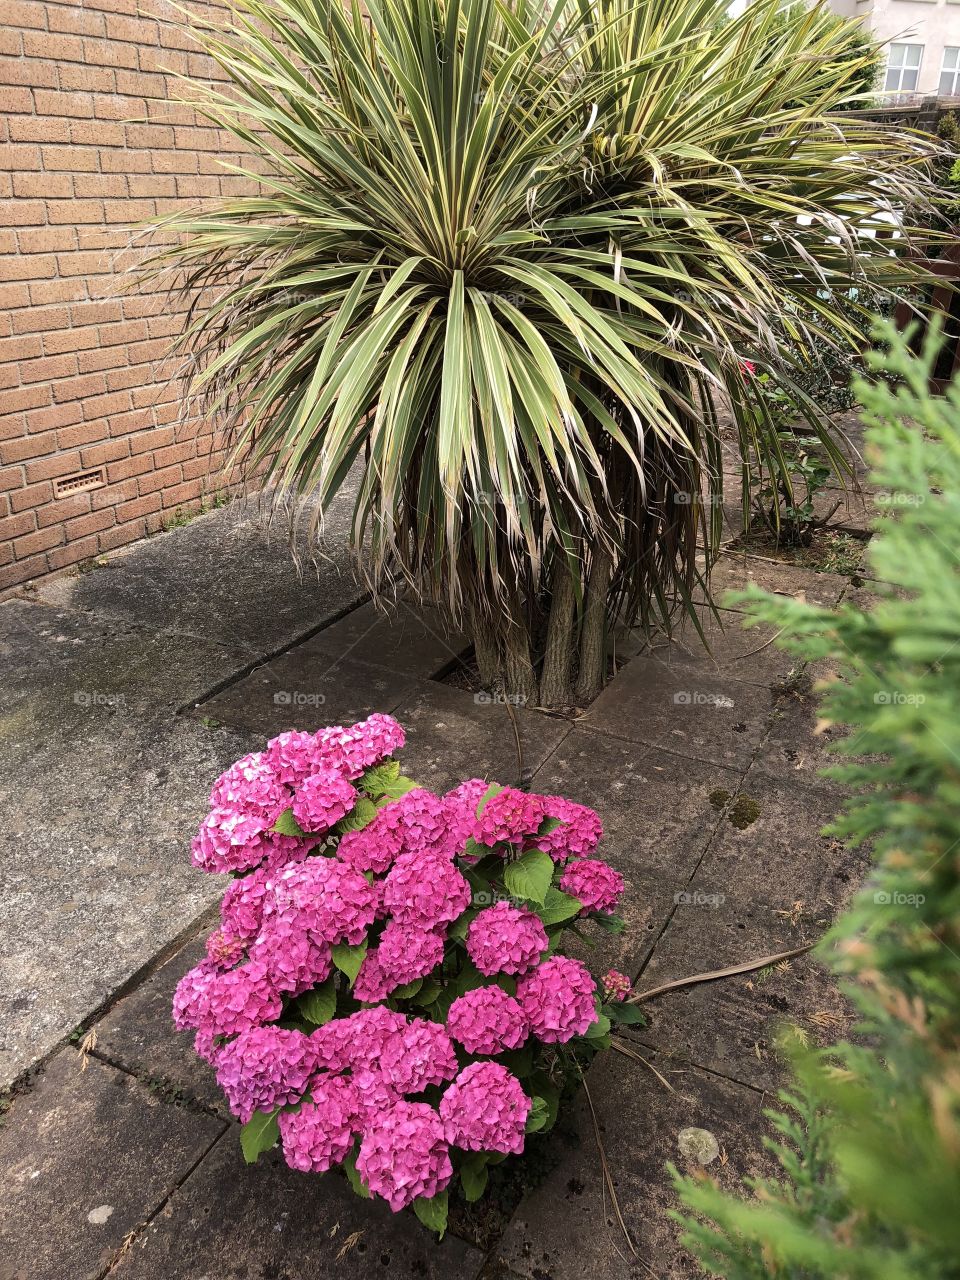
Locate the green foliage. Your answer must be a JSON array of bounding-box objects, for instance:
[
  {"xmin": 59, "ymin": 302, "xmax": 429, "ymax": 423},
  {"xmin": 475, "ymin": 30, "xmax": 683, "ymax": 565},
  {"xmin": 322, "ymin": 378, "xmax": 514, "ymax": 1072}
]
[
  {"xmin": 502, "ymin": 849, "xmax": 554, "ymax": 906},
  {"xmin": 673, "ymin": 323, "xmax": 960, "ymax": 1278},
  {"xmin": 747, "ymin": 416, "xmax": 833, "ymax": 546},
  {"xmin": 331, "ymin": 941, "xmax": 367, "ymax": 985},
  {"xmin": 295, "ymin": 977, "xmax": 337, "ymax": 1026},
  {"xmin": 413, "ymin": 1189, "xmax": 449, "ymax": 1236},
  {"xmin": 240, "ymin": 1109, "xmax": 280, "ymax": 1163},
  {"xmin": 143, "ymin": 0, "xmax": 945, "ymax": 701},
  {"xmin": 271, "ymin": 807, "xmax": 306, "ymax": 837}
]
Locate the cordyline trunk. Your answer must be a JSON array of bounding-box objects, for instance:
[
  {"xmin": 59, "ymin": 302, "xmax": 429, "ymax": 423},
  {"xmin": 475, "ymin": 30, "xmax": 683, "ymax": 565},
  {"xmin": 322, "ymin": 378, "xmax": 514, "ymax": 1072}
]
[{"xmin": 467, "ymin": 545, "xmax": 617, "ymax": 710}]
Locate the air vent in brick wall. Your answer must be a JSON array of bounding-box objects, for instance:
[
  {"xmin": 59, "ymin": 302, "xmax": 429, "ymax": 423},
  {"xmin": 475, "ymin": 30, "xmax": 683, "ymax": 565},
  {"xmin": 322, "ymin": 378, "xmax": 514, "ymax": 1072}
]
[{"xmin": 53, "ymin": 468, "xmax": 107, "ymax": 500}]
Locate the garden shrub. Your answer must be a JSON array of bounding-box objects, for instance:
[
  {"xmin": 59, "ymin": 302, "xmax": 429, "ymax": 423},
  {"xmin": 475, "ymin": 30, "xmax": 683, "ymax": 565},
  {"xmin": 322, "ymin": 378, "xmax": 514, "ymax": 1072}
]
[
  {"xmin": 173, "ymin": 713, "xmax": 633, "ymax": 1233},
  {"xmin": 672, "ymin": 323, "xmax": 960, "ymax": 1276}
]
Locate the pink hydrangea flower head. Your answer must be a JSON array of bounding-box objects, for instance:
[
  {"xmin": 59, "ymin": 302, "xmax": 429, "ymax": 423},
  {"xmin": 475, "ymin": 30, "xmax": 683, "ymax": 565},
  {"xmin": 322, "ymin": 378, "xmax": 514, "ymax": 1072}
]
[
  {"xmin": 202, "ymin": 961, "xmax": 284, "ymax": 1039},
  {"xmin": 440, "ymin": 1062, "xmax": 531, "ymax": 1155},
  {"xmin": 248, "ymin": 924, "xmax": 332, "ymax": 995},
  {"xmin": 383, "ymin": 850, "xmax": 471, "ymax": 926},
  {"xmin": 516, "ymin": 956, "xmax": 598, "ymax": 1043},
  {"xmin": 351, "ymin": 1067, "xmax": 401, "ymax": 1123},
  {"xmin": 194, "ymin": 1031, "xmax": 222, "ymax": 1064},
  {"xmin": 336, "ymin": 1006, "xmax": 408, "ymax": 1070},
  {"xmin": 446, "ymin": 985, "xmax": 529, "ymax": 1055},
  {"xmin": 262, "ymin": 730, "xmax": 324, "ymax": 787},
  {"xmin": 381, "ymin": 1018, "xmax": 459, "ymax": 1095},
  {"xmin": 314, "ymin": 714, "xmax": 406, "ymax": 780},
  {"xmin": 377, "ymin": 921, "xmax": 445, "ymax": 988},
  {"xmin": 559, "ymin": 858, "xmax": 624, "ymax": 915},
  {"xmin": 602, "ymin": 969, "xmax": 632, "ymax": 1003},
  {"xmin": 532, "ymin": 797, "xmax": 603, "ymax": 864},
  {"xmin": 310, "ymin": 1019, "xmax": 356, "ymax": 1072},
  {"xmin": 205, "ymin": 927, "xmax": 246, "ymax": 970},
  {"xmin": 209, "ymin": 752, "xmax": 289, "ymax": 821},
  {"xmin": 175, "ymin": 959, "xmax": 282, "ymax": 1040},
  {"xmin": 466, "ymin": 903, "xmax": 548, "ymax": 976},
  {"xmin": 356, "ymin": 1101, "xmax": 453, "ymax": 1212},
  {"xmin": 291, "ymin": 766, "xmax": 357, "ymax": 834},
  {"xmin": 474, "ymin": 787, "xmax": 546, "ymax": 848},
  {"xmin": 264, "ymin": 857, "xmax": 377, "ymax": 945},
  {"xmin": 442, "ymin": 778, "xmax": 490, "ymax": 856},
  {"xmin": 352, "ymin": 948, "xmax": 396, "ymax": 1003},
  {"xmin": 220, "ymin": 867, "xmax": 271, "ymax": 943},
  {"xmin": 191, "ymin": 807, "xmax": 276, "ymax": 875},
  {"xmin": 278, "ymin": 1074, "xmax": 359, "ymax": 1172},
  {"xmin": 214, "ymin": 1026, "xmax": 319, "ymax": 1122}
]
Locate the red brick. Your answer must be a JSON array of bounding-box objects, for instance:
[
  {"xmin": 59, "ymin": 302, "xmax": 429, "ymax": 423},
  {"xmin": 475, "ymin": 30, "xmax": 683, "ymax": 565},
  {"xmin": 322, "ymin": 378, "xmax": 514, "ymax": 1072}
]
[
  {"xmin": 32, "ymin": 278, "xmax": 88, "ymax": 308},
  {"xmin": 49, "ymin": 199, "xmax": 104, "ymax": 225},
  {"xmin": 16, "ymin": 525, "xmax": 65, "ymax": 557},
  {"xmin": 106, "ymin": 452, "xmax": 153, "ymax": 482},
  {"xmin": 24, "ymin": 449, "xmax": 82, "ymax": 483},
  {"xmin": 0, "ymin": 284, "xmax": 30, "ymax": 311},
  {"xmin": 0, "ymin": 334, "xmax": 42, "ymax": 363},
  {"xmin": 26, "ymin": 401, "xmax": 82, "ymax": 434},
  {"xmin": 19, "ymin": 353, "xmax": 78, "ymax": 385},
  {"xmin": 4, "ymin": 1, "xmax": 47, "ymax": 31},
  {"xmin": 49, "ymin": 7, "xmax": 107, "ymax": 37},
  {"xmin": 0, "ymin": 201, "xmax": 47, "ymax": 231},
  {"xmin": 5, "ymin": 144, "xmax": 41, "ymax": 171},
  {"xmin": 47, "ymin": 536, "xmax": 98, "ymax": 570},
  {"xmin": 60, "ymin": 65, "xmax": 118, "ymax": 95},
  {"xmin": 0, "ymin": 87, "xmax": 34, "ymax": 114},
  {"xmin": 114, "ymin": 491, "xmax": 161, "ymax": 523},
  {"xmin": 9, "ymin": 480, "xmax": 52, "ymax": 513},
  {"xmin": 8, "ymin": 117, "xmax": 72, "ymax": 143},
  {"xmin": 19, "ymin": 226, "xmax": 78, "ymax": 254},
  {"xmin": 91, "ymin": 477, "xmax": 137, "ymax": 509},
  {"xmin": 12, "ymin": 306, "xmax": 69, "ymax": 336},
  {"xmin": 0, "ymin": 428, "xmax": 60, "ymax": 465},
  {"xmin": 23, "ymin": 31, "xmax": 86, "ymax": 62},
  {"xmin": 41, "ymin": 144, "xmax": 98, "ymax": 172},
  {"xmin": 0, "ymin": 510, "xmax": 38, "ymax": 541},
  {"xmin": 36, "ymin": 493, "xmax": 90, "ymax": 529},
  {"xmin": 52, "ymin": 372, "xmax": 107, "ymax": 404},
  {"xmin": 65, "ymin": 509, "xmax": 116, "ymax": 540},
  {"xmin": 57, "ymin": 419, "xmax": 107, "ymax": 450},
  {"xmin": 0, "ymin": 57, "xmax": 58, "ymax": 88},
  {"xmin": 137, "ymin": 462, "xmax": 182, "ymax": 495},
  {"xmin": 81, "ymin": 438, "xmax": 129, "ymax": 467},
  {"xmin": 161, "ymin": 479, "xmax": 202, "ymax": 509},
  {"xmin": 0, "ymin": 384, "xmax": 51, "ymax": 415},
  {"xmin": 13, "ymin": 173, "xmax": 74, "ymax": 200},
  {"xmin": 99, "ymin": 519, "xmax": 144, "ymax": 552},
  {"xmin": 34, "ymin": 90, "xmax": 94, "ymax": 119}
]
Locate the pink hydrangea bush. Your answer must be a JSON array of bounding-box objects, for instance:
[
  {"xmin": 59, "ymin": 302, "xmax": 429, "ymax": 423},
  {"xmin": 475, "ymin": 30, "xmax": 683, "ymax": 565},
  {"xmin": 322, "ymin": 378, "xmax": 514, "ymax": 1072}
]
[{"xmin": 173, "ymin": 714, "xmax": 632, "ymax": 1235}]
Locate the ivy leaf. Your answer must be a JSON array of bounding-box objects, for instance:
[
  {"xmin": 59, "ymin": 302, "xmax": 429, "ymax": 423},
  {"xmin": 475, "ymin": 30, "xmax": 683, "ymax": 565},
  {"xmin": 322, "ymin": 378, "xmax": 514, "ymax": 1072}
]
[
  {"xmin": 272, "ymin": 807, "xmax": 305, "ymax": 837},
  {"xmin": 413, "ymin": 1190, "xmax": 448, "ymax": 1237},
  {"xmin": 503, "ymin": 849, "xmax": 553, "ymax": 906},
  {"xmin": 525, "ymin": 1095, "xmax": 549, "ymax": 1133},
  {"xmin": 335, "ymin": 797, "xmax": 379, "ymax": 834},
  {"xmin": 607, "ymin": 1002, "xmax": 646, "ymax": 1025},
  {"xmin": 331, "ymin": 941, "xmax": 367, "ymax": 986},
  {"xmin": 343, "ymin": 1147, "xmax": 370, "ymax": 1199},
  {"xmin": 240, "ymin": 1109, "xmax": 279, "ymax": 1163},
  {"xmin": 536, "ymin": 886, "xmax": 582, "ymax": 926},
  {"xmin": 459, "ymin": 1154, "xmax": 489, "ymax": 1202},
  {"xmin": 297, "ymin": 977, "xmax": 337, "ymax": 1026}
]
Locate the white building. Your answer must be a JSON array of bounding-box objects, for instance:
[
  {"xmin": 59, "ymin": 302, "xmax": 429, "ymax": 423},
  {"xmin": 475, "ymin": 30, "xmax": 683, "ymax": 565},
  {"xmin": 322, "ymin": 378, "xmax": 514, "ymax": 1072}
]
[
  {"xmin": 845, "ymin": 0, "xmax": 960, "ymax": 97},
  {"xmin": 731, "ymin": 1, "xmax": 960, "ymax": 98}
]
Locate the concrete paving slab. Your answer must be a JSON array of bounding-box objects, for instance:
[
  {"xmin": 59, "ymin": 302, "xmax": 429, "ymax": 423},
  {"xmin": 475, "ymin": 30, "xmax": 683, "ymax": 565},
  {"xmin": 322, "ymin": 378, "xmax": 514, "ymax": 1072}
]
[
  {"xmin": 390, "ymin": 681, "xmax": 572, "ymax": 792},
  {"xmin": 634, "ymin": 775, "xmax": 867, "ymax": 1090},
  {"xmin": 94, "ymin": 936, "xmax": 226, "ymax": 1117},
  {"xmin": 302, "ymin": 596, "xmax": 469, "ymax": 677},
  {"xmin": 582, "ymin": 654, "xmax": 773, "ymax": 771},
  {"xmin": 702, "ymin": 553, "xmax": 850, "ymax": 610},
  {"xmin": 0, "ymin": 1049, "xmax": 225, "ymax": 1280},
  {"xmin": 33, "ymin": 494, "xmax": 365, "ymax": 654},
  {"xmin": 754, "ymin": 677, "xmax": 865, "ymax": 791},
  {"xmin": 109, "ymin": 1125, "xmax": 485, "ymax": 1280},
  {"xmin": 193, "ymin": 651, "xmax": 422, "ymax": 737},
  {"xmin": 497, "ymin": 1049, "xmax": 770, "ymax": 1280},
  {"xmin": 528, "ymin": 729, "xmax": 741, "ymax": 976},
  {"xmin": 0, "ymin": 599, "xmax": 261, "ymax": 1088},
  {"xmin": 631, "ymin": 608, "xmax": 804, "ymax": 688}
]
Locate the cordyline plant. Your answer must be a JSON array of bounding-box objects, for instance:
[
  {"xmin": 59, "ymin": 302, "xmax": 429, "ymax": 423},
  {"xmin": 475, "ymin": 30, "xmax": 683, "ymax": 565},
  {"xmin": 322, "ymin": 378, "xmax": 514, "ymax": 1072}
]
[
  {"xmin": 142, "ymin": 0, "xmax": 943, "ymax": 705},
  {"xmin": 174, "ymin": 712, "xmax": 638, "ymax": 1233}
]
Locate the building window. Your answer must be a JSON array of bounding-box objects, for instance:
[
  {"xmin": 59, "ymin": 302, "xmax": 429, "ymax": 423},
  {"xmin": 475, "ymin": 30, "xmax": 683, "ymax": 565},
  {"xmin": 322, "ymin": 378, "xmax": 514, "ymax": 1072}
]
[
  {"xmin": 941, "ymin": 48, "xmax": 960, "ymax": 98},
  {"xmin": 885, "ymin": 43, "xmax": 923, "ymax": 94}
]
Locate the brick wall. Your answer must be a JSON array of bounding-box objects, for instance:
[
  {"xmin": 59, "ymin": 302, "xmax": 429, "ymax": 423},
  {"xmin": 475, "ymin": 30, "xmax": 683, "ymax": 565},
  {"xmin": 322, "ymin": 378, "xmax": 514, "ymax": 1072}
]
[{"xmin": 0, "ymin": 0, "xmax": 254, "ymax": 595}]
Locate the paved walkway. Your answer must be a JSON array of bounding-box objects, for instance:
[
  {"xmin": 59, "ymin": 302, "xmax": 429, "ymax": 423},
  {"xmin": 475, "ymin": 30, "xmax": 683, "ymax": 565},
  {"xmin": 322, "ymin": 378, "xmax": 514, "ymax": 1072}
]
[{"xmin": 0, "ymin": 489, "xmax": 878, "ymax": 1279}]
